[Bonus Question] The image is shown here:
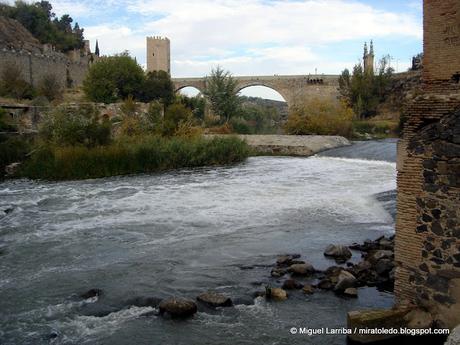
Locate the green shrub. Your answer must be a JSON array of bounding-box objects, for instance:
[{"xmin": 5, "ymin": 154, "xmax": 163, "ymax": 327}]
[
  {"xmin": 140, "ymin": 70, "xmax": 174, "ymax": 105},
  {"xmin": 0, "ymin": 135, "xmax": 32, "ymax": 178},
  {"xmin": 83, "ymin": 54, "xmax": 145, "ymax": 103},
  {"xmin": 352, "ymin": 119, "xmax": 398, "ymax": 137},
  {"xmin": 230, "ymin": 117, "xmax": 252, "ymax": 134},
  {"xmin": 39, "ymin": 104, "xmax": 111, "ymax": 146},
  {"xmin": 162, "ymin": 103, "xmax": 193, "ymax": 136},
  {"xmin": 0, "ymin": 108, "xmax": 15, "ymax": 132},
  {"xmin": 20, "ymin": 136, "xmax": 249, "ymax": 180},
  {"xmin": 284, "ymin": 98, "xmax": 354, "ymax": 137},
  {"xmin": 0, "ymin": 62, "xmax": 35, "ymax": 100},
  {"xmin": 37, "ymin": 74, "xmax": 62, "ymax": 101}
]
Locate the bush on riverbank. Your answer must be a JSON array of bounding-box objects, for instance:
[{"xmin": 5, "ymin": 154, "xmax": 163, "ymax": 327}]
[
  {"xmin": 20, "ymin": 135, "xmax": 249, "ymax": 180},
  {"xmin": 284, "ymin": 98, "xmax": 354, "ymax": 137},
  {"xmin": 39, "ymin": 104, "xmax": 112, "ymax": 147}
]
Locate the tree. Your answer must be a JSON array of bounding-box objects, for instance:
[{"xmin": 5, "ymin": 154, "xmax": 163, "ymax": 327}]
[
  {"xmin": 162, "ymin": 103, "xmax": 193, "ymax": 136},
  {"xmin": 83, "ymin": 54, "xmax": 145, "ymax": 103},
  {"xmin": 140, "ymin": 70, "xmax": 175, "ymax": 105},
  {"xmin": 179, "ymin": 95, "xmax": 206, "ymax": 121},
  {"xmin": 202, "ymin": 66, "xmax": 241, "ymax": 123},
  {"xmin": 1, "ymin": 1, "xmax": 84, "ymax": 52},
  {"xmin": 339, "ymin": 57, "xmax": 394, "ymax": 118},
  {"xmin": 37, "ymin": 74, "xmax": 62, "ymax": 101}
]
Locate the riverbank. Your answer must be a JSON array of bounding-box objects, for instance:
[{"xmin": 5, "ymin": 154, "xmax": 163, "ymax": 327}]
[
  {"xmin": 17, "ymin": 136, "xmax": 249, "ymax": 180},
  {"xmin": 206, "ymin": 134, "xmax": 351, "ymax": 156}
]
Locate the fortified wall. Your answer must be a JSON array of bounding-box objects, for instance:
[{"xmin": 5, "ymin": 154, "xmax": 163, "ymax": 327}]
[
  {"xmin": 0, "ymin": 16, "xmax": 91, "ymax": 88},
  {"xmin": 395, "ymin": 0, "xmax": 460, "ymax": 328},
  {"xmin": 0, "ymin": 48, "xmax": 91, "ymax": 88}
]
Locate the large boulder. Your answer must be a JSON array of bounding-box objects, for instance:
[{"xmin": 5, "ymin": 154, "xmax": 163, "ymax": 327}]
[
  {"xmin": 335, "ymin": 271, "xmax": 357, "ymax": 291},
  {"xmin": 375, "ymin": 258, "xmax": 394, "ymax": 276},
  {"xmin": 368, "ymin": 250, "xmax": 393, "ymax": 263},
  {"xmin": 324, "ymin": 244, "xmax": 352, "ymax": 261},
  {"xmin": 317, "ymin": 279, "xmax": 333, "ymax": 290},
  {"xmin": 344, "ymin": 287, "xmax": 358, "ymax": 297},
  {"xmin": 288, "ymin": 263, "xmax": 315, "ymax": 276},
  {"xmin": 159, "ymin": 297, "xmax": 197, "ymax": 318},
  {"xmin": 266, "ymin": 287, "xmax": 288, "ymax": 301},
  {"xmin": 196, "ymin": 292, "xmax": 233, "ymax": 307},
  {"xmin": 276, "ymin": 254, "xmax": 301, "ymax": 266}
]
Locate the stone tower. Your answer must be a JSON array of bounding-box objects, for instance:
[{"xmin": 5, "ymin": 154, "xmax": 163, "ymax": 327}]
[
  {"xmin": 146, "ymin": 36, "xmax": 170, "ymax": 74},
  {"xmin": 363, "ymin": 40, "xmax": 374, "ymax": 74}
]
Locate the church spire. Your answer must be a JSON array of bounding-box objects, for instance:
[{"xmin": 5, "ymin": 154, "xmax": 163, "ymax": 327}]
[
  {"xmin": 369, "ymin": 40, "xmax": 374, "ymax": 56},
  {"xmin": 363, "ymin": 42, "xmax": 368, "ymax": 58}
]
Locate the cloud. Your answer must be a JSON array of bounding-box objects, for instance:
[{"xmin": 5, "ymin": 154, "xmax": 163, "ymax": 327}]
[
  {"xmin": 5, "ymin": 0, "xmax": 422, "ymax": 79},
  {"xmin": 98, "ymin": 0, "xmax": 422, "ymax": 76}
]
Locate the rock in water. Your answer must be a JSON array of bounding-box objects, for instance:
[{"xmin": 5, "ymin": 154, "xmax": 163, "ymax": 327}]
[
  {"xmin": 159, "ymin": 297, "xmax": 197, "ymax": 318},
  {"xmin": 317, "ymin": 279, "xmax": 333, "ymax": 290},
  {"xmin": 282, "ymin": 279, "xmax": 303, "ymax": 290},
  {"xmin": 334, "ymin": 271, "xmax": 357, "ymax": 291},
  {"xmin": 276, "ymin": 254, "xmax": 301, "ymax": 266},
  {"xmin": 266, "ymin": 287, "xmax": 288, "ymax": 301},
  {"xmin": 288, "ymin": 263, "xmax": 314, "ymax": 276},
  {"xmin": 197, "ymin": 292, "xmax": 233, "ymax": 307},
  {"xmin": 271, "ymin": 267, "xmax": 286, "ymax": 277},
  {"xmin": 324, "ymin": 244, "xmax": 352, "ymax": 260},
  {"xmin": 368, "ymin": 250, "xmax": 393, "ymax": 263},
  {"xmin": 344, "ymin": 288, "xmax": 358, "ymax": 297},
  {"xmin": 302, "ymin": 284, "xmax": 315, "ymax": 294},
  {"xmin": 375, "ymin": 258, "xmax": 394, "ymax": 275}
]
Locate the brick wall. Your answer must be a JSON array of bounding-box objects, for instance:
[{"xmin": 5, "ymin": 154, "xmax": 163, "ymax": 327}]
[{"xmin": 395, "ymin": 0, "xmax": 460, "ymax": 329}]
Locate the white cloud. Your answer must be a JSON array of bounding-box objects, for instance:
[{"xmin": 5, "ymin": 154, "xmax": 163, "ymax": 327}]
[
  {"xmin": 4, "ymin": 0, "xmax": 422, "ymax": 86},
  {"xmin": 101, "ymin": 0, "xmax": 421, "ymax": 76}
]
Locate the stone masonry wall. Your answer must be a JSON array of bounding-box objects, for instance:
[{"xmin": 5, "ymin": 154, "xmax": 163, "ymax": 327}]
[
  {"xmin": 394, "ymin": 0, "xmax": 460, "ymax": 329},
  {"xmin": 0, "ymin": 48, "xmax": 90, "ymax": 88}
]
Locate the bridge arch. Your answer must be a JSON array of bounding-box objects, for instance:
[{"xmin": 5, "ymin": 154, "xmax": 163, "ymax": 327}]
[
  {"xmin": 176, "ymin": 85, "xmax": 204, "ymax": 97},
  {"xmin": 237, "ymin": 84, "xmax": 288, "ymax": 104},
  {"xmin": 236, "ymin": 82, "xmax": 290, "ymax": 107}
]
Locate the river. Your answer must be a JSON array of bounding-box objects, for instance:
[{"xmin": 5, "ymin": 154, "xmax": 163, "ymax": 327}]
[{"xmin": 0, "ymin": 139, "xmax": 397, "ymax": 345}]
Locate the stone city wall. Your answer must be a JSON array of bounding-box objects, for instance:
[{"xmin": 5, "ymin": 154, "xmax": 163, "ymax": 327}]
[{"xmin": 0, "ymin": 47, "xmax": 90, "ymax": 89}]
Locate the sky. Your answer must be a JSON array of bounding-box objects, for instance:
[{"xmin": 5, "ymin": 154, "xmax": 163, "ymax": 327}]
[{"xmin": 4, "ymin": 0, "xmax": 423, "ymax": 100}]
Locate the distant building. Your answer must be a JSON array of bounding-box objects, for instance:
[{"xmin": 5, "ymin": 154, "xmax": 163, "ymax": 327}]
[
  {"xmin": 146, "ymin": 36, "xmax": 170, "ymax": 74},
  {"xmin": 363, "ymin": 40, "xmax": 375, "ymax": 74}
]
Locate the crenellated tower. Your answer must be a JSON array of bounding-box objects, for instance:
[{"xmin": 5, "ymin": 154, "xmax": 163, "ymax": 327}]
[{"xmin": 146, "ymin": 36, "xmax": 171, "ymax": 74}]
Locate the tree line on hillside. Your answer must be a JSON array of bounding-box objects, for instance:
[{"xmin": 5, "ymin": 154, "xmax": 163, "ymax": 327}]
[{"xmin": 0, "ymin": 1, "xmax": 84, "ymax": 52}]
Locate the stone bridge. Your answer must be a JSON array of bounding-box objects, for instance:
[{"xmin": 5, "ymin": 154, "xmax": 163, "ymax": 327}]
[{"xmin": 172, "ymin": 74, "xmax": 340, "ymax": 108}]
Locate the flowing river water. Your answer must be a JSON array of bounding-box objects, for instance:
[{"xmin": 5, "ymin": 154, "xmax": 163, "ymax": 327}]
[{"xmin": 0, "ymin": 139, "xmax": 397, "ymax": 345}]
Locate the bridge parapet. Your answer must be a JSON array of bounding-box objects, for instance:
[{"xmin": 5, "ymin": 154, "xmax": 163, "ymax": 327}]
[{"xmin": 172, "ymin": 74, "xmax": 340, "ymax": 108}]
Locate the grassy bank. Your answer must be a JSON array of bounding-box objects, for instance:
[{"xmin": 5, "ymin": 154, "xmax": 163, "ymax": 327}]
[
  {"xmin": 352, "ymin": 119, "xmax": 400, "ymax": 139},
  {"xmin": 20, "ymin": 135, "xmax": 249, "ymax": 180}
]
